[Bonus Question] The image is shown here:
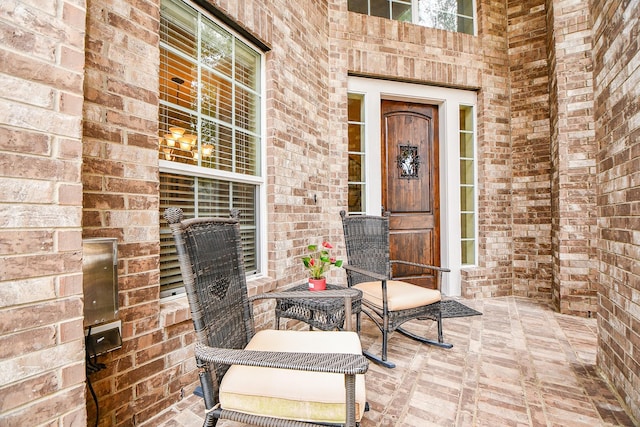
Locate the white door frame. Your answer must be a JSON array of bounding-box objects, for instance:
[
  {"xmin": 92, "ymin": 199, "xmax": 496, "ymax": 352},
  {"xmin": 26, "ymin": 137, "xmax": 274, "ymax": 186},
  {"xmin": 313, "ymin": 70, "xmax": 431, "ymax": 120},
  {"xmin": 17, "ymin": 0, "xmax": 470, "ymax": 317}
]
[{"xmin": 347, "ymin": 76, "xmax": 477, "ymax": 296}]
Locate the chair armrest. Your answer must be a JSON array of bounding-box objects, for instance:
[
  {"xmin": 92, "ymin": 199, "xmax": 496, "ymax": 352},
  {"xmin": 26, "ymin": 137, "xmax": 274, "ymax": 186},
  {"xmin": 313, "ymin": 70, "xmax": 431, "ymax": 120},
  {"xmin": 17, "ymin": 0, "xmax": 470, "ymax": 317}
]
[
  {"xmin": 195, "ymin": 342, "xmax": 369, "ymax": 375},
  {"xmin": 391, "ymin": 260, "xmax": 451, "ymax": 273},
  {"xmin": 341, "ymin": 264, "xmax": 388, "ymax": 281}
]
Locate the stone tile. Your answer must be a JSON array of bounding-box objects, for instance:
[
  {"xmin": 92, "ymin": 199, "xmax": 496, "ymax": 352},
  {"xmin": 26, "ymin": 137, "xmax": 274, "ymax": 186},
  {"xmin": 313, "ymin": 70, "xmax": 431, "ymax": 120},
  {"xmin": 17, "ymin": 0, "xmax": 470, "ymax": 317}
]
[{"xmin": 147, "ymin": 297, "xmax": 637, "ymax": 427}]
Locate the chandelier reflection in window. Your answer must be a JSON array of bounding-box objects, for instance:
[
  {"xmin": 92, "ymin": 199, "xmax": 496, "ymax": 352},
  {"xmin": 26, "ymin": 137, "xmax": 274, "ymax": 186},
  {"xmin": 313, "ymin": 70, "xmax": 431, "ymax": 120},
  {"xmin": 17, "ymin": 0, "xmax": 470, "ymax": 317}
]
[
  {"xmin": 158, "ymin": 75, "xmax": 215, "ymax": 164},
  {"xmin": 159, "ymin": 126, "xmax": 213, "ymax": 163}
]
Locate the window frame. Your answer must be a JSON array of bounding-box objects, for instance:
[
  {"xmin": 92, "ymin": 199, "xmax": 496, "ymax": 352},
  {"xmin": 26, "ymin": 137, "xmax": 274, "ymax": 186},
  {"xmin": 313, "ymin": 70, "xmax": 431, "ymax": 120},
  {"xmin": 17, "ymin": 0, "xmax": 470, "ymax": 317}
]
[
  {"xmin": 347, "ymin": 93, "xmax": 367, "ymax": 215},
  {"xmin": 348, "ymin": 76, "xmax": 477, "ymax": 296},
  {"xmin": 348, "ymin": 0, "xmax": 477, "ymax": 36},
  {"xmin": 158, "ymin": 0, "xmax": 267, "ymax": 299},
  {"xmin": 459, "ymin": 104, "xmax": 477, "ymax": 266}
]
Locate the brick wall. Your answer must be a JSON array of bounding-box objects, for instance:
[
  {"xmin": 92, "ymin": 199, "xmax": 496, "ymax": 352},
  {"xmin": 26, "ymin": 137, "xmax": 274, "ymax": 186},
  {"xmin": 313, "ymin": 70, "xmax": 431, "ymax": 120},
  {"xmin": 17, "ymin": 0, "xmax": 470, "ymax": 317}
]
[
  {"xmin": 508, "ymin": 0, "xmax": 553, "ymax": 299},
  {"xmin": 547, "ymin": 0, "xmax": 598, "ymax": 316},
  {"xmin": 81, "ymin": 0, "xmax": 338, "ymax": 425},
  {"xmin": 82, "ymin": 0, "xmax": 170, "ymax": 423},
  {"xmin": 592, "ymin": 0, "xmax": 640, "ymax": 420},
  {"xmin": 327, "ymin": 0, "xmax": 351, "ymax": 228},
  {"xmin": 210, "ymin": 0, "xmax": 339, "ymax": 288},
  {"xmin": 0, "ymin": 1, "xmax": 87, "ymax": 426},
  {"xmin": 464, "ymin": 0, "xmax": 516, "ymax": 297},
  {"xmin": 2, "ymin": 0, "xmax": 639, "ymax": 425}
]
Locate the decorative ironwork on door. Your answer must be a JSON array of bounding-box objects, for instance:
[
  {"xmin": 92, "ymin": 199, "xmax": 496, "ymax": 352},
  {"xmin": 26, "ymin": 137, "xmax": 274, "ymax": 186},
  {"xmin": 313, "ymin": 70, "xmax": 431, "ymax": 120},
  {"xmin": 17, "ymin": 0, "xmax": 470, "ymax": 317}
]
[{"xmin": 397, "ymin": 144, "xmax": 420, "ymax": 179}]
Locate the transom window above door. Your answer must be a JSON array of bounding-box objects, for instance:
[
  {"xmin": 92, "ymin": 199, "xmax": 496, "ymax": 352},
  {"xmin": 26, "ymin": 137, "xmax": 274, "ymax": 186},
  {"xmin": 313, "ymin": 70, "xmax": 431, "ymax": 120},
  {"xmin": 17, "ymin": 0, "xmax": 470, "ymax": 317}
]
[{"xmin": 348, "ymin": 0, "xmax": 475, "ymax": 35}]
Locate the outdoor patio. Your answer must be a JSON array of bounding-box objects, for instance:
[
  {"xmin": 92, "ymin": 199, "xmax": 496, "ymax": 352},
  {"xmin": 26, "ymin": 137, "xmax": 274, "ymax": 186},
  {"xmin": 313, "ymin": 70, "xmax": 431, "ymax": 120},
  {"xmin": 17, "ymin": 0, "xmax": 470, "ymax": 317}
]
[{"xmin": 145, "ymin": 296, "xmax": 636, "ymax": 427}]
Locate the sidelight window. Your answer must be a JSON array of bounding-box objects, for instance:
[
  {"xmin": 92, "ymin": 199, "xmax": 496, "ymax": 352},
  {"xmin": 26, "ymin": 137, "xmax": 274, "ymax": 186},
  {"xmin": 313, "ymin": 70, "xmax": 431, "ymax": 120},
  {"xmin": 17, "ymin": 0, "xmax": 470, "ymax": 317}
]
[
  {"xmin": 348, "ymin": 93, "xmax": 367, "ymax": 214},
  {"xmin": 459, "ymin": 105, "xmax": 475, "ymax": 265}
]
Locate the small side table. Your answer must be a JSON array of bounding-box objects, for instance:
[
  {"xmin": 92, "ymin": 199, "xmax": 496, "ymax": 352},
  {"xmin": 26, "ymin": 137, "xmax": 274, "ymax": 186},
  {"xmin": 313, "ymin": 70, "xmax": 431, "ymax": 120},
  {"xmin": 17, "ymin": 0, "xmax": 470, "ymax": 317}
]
[{"xmin": 275, "ymin": 283, "xmax": 362, "ymax": 331}]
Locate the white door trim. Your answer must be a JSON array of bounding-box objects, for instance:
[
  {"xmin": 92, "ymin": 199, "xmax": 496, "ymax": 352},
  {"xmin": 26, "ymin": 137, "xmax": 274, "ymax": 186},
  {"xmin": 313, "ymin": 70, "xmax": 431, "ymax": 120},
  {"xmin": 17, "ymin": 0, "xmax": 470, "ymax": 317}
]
[{"xmin": 347, "ymin": 76, "xmax": 477, "ymax": 296}]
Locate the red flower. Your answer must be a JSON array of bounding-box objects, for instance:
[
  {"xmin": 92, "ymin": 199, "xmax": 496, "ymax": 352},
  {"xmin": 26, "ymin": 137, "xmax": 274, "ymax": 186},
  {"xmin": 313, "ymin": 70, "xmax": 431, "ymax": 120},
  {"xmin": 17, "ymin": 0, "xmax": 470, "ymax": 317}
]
[{"xmin": 302, "ymin": 242, "xmax": 343, "ymax": 279}]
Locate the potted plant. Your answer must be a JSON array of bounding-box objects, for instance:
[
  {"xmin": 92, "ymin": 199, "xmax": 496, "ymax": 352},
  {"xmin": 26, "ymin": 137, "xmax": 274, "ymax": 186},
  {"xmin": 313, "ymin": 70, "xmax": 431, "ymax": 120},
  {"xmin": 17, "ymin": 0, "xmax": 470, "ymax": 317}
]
[{"xmin": 301, "ymin": 242, "xmax": 343, "ymax": 291}]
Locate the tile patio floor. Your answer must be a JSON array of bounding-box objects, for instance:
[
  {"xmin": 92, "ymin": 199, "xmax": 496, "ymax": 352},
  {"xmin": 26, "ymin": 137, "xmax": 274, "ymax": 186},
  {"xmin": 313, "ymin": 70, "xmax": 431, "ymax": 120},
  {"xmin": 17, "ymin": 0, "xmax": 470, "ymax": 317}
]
[{"xmin": 146, "ymin": 296, "xmax": 638, "ymax": 427}]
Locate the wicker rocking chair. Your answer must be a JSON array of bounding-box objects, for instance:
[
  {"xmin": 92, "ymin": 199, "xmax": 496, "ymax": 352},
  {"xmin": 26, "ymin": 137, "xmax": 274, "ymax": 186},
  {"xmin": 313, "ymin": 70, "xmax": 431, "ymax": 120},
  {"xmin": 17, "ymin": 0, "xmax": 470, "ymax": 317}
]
[
  {"xmin": 340, "ymin": 210, "xmax": 452, "ymax": 369},
  {"xmin": 164, "ymin": 208, "xmax": 368, "ymax": 427}
]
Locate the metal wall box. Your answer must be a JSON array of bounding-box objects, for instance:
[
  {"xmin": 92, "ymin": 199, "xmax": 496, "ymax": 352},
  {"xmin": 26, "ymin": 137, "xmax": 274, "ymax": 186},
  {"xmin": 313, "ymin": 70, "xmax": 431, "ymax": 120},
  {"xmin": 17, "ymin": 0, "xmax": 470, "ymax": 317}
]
[
  {"xmin": 82, "ymin": 238, "xmax": 119, "ymax": 328},
  {"xmin": 85, "ymin": 321, "xmax": 122, "ymax": 356}
]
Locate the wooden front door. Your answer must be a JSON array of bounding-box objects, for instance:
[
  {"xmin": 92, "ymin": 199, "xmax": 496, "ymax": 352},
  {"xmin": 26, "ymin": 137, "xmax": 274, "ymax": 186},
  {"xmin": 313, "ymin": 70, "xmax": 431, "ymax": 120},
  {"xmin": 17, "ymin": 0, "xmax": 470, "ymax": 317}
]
[{"xmin": 381, "ymin": 100, "xmax": 440, "ymax": 289}]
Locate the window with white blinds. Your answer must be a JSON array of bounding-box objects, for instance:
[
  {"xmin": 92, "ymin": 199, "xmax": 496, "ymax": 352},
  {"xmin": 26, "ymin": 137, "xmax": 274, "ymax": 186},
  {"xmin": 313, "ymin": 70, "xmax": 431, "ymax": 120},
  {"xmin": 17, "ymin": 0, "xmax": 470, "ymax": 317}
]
[{"xmin": 159, "ymin": 0, "xmax": 263, "ymax": 298}]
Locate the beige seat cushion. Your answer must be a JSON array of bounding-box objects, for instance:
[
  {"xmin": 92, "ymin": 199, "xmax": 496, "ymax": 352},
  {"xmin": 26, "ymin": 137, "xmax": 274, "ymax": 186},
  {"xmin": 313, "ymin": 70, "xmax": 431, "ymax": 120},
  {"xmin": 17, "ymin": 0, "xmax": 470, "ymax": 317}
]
[
  {"xmin": 219, "ymin": 329, "xmax": 367, "ymax": 424},
  {"xmin": 353, "ymin": 280, "xmax": 441, "ymax": 311}
]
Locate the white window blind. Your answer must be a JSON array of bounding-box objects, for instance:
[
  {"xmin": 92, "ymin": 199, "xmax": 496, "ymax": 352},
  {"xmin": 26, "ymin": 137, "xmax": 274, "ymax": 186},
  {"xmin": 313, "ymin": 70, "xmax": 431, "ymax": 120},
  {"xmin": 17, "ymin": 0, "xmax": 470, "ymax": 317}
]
[{"xmin": 158, "ymin": 0, "xmax": 263, "ymax": 297}]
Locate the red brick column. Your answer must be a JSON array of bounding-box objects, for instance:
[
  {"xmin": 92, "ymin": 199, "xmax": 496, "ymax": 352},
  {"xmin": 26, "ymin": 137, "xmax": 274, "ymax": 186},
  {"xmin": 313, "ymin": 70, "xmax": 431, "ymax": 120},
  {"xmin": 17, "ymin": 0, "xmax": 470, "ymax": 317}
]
[
  {"xmin": 592, "ymin": 0, "xmax": 640, "ymax": 421},
  {"xmin": 507, "ymin": 0, "xmax": 553, "ymax": 300},
  {"xmin": 469, "ymin": 0, "xmax": 517, "ymax": 298},
  {"xmin": 547, "ymin": 0, "xmax": 598, "ymax": 316},
  {"xmin": 81, "ymin": 0, "xmax": 172, "ymax": 424},
  {"xmin": 0, "ymin": 1, "xmax": 87, "ymax": 425}
]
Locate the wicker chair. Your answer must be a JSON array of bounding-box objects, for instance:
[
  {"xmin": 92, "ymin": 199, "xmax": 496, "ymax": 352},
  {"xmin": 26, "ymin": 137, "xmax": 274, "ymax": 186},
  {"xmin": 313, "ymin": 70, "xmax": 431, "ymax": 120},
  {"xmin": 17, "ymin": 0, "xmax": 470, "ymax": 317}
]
[
  {"xmin": 340, "ymin": 210, "xmax": 452, "ymax": 369},
  {"xmin": 164, "ymin": 208, "xmax": 368, "ymax": 427}
]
